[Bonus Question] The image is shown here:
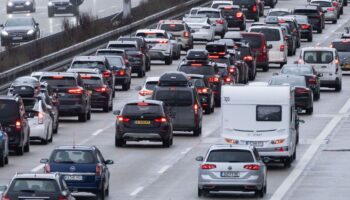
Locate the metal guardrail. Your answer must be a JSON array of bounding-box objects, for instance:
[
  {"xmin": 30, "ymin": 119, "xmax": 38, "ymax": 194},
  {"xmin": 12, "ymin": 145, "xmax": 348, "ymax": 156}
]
[{"xmin": 0, "ymin": 0, "xmax": 208, "ymax": 93}]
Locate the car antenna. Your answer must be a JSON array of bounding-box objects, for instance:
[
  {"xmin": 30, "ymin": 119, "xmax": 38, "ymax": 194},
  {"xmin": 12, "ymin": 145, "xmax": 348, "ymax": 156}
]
[{"xmin": 73, "ymin": 130, "xmax": 76, "ymax": 149}]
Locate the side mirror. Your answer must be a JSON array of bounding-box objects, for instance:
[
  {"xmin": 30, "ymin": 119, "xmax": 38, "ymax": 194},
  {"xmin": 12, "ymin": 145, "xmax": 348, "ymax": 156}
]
[
  {"xmin": 0, "ymin": 24, "xmax": 3, "ymax": 28},
  {"xmin": 317, "ymin": 73, "xmax": 323, "ymax": 77},
  {"xmin": 105, "ymin": 160, "xmax": 114, "ymax": 165},
  {"xmin": 35, "ymin": 23, "xmax": 39, "ymax": 26},
  {"xmin": 0, "ymin": 185, "xmax": 8, "ymax": 192},
  {"xmin": 195, "ymin": 156, "xmax": 204, "ymax": 161},
  {"xmin": 40, "ymin": 158, "xmax": 49, "ymax": 163},
  {"xmin": 113, "ymin": 110, "xmax": 121, "ymax": 115},
  {"xmin": 135, "ymin": 86, "xmax": 142, "ymax": 91},
  {"xmin": 298, "ymin": 119, "xmax": 305, "ymax": 124},
  {"xmin": 267, "ymin": 44, "xmax": 273, "ymax": 49}
]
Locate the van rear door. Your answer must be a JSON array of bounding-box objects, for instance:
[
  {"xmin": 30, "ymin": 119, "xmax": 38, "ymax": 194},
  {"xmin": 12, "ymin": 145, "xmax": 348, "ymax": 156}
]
[{"xmin": 303, "ymin": 50, "xmax": 336, "ymax": 75}]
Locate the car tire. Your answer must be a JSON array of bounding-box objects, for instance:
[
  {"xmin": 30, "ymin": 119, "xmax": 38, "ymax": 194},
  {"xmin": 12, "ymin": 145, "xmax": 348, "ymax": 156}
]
[
  {"xmin": 109, "ymin": 100, "xmax": 113, "ymax": 111},
  {"xmin": 292, "ymin": 149, "xmax": 296, "ymax": 160},
  {"xmin": 317, "ymin": 28, "xmax": 322, "ymax": 34},
  {"xmin": 53, "ymin": 119, "xmax": 59, "ymax": 134},
  {"xmin": 165, "ymin": 55, "xmax": 173, "ymax": 65},
  {"xmin": 198, "ymin": 188, "xmax": 209, "ymax": 197},
  {"xmin": 137, "ymin": 69, "xmax": 145, "ymax": 78},
  {"xmin": 162, "ymin": 136, "xmax": 171, "ymax": 148},
  {"xmin": 240, "ymin": 23, "xmax": 246, "ymax": 31},
  {"xmin": 296, "ymin": 129, "xmax": 299, "ymax": 145},
  {"xmin": 256, "ymin": 185, "xmax": 265, "ymax": 198},
  {"xmin": 215, "ymin": 98, "xmax": 221, "ymax": 107},
  {"xmin": 87, "ymin": 107, "xmax": 91, "ymax": 120},
  {"xmin": 193, "ymin": 126, "xmax": 202, "ymax": 137},
  {"xmin": 204, "ymin": 106, "xmax": 211, "ymax": 114},
  {"xmin": 283, "ymin": 157, "xmax": 292, "ymax": 168},
  {"xmin": 78, "ymin": 111, "xmax": 87, "ymax": 122},
  {"xmin": 314, "ymin": 91, "xmax": 320, "ymax": 101},
  {"xmin": 254, "ymin": 15, "xmax": 260, "ymax": 22},
  {"xmin": 333, "ymin": 20, "xmax": 337, "ymax": 24},
  {"xmin": 98, "ymin": 185, "xmax": 106, "ymax": 200},
  {"xmin": 262, "ymin": 65, "xmax": 269, "ymax": 72},
  {"xmin": 306, "ymin": 106, "xmax": 313, "ymax": 115},
  {"xmin": 15, "ymin": 145, "xmax": 24, "ymax": 156},
  {"xmin": 0, "ymin": 149, "xmax": 5, "ymax": 167},
  {"xmin": 335, "ymin": 80, "xmax": 342, "ymax": 91},
  {"xmin": 280, "ymin": 62, "xmax": 286, "ymax": 68},
  {"xmin": 307, "ymin": 34, "xmax": 313, "ymax": 42},
  {"xmin": 115, "ymin": 135, "xmax": 125, "ymax": 147},
  {"xmin": 48, "ymin": 128, "xmax": 53, "ymax": 143},
  {"xmin": 5, "ymin": 154, "xmax": 8, "ymax": 165},
  {"xmin": 340, "ymin": 7, "xmax": 343, "ymax": 14}
]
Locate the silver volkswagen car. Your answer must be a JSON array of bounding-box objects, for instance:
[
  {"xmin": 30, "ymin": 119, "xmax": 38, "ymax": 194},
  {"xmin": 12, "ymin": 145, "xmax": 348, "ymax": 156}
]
[{"xmin": 196, "ymin": 144, "xmax": 267, "ymax": 197}]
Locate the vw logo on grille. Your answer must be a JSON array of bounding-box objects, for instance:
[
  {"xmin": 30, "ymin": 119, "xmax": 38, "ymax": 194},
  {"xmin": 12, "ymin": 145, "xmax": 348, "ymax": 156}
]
[
  {"xmin": 69, "ymin": 166, "xmax": 76, "ymax": 172},
  {"xmin": 228, "ymin": 166, "xmax": 232, "ymax": 170}
]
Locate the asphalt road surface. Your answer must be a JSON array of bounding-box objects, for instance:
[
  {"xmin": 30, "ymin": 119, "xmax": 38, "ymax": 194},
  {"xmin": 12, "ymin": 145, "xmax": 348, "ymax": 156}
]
[{"xmin": 1, "ymin": 0, "xmax": 350, "ymax": 199}]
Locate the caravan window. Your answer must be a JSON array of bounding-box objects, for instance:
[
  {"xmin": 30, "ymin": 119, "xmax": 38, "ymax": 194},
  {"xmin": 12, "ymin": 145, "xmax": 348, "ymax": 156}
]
[{"xmin": 256, "ymin": 105, "xmax": 282, "ymax": 121}]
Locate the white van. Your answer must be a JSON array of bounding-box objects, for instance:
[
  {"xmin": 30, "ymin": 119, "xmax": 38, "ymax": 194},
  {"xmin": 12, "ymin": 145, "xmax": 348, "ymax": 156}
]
[
  {"xmin": 221, "ymin": 85, "xmax": 299, "ymax": 167},
  {"xmin": 248, "ymin": 26, "xmax": 288, "ymax": 68}
]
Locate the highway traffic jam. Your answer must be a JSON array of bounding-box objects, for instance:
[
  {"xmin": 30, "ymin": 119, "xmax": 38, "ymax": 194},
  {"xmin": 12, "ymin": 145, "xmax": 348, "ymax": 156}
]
[{"xmin": 1, "ymin": 0, "xmax": 350, "ymax": 199}]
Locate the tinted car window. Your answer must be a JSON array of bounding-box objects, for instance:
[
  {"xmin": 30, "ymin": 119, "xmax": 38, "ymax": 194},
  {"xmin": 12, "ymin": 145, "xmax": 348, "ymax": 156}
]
[
  {"xmin": 256, "ymin": 105, "xmax": 282, "ymax": 121},
  {"xmin": 0, "ymin": 100, "xmax": 19, "ymax": 120},
  {"xmin": 160, "ymin": 24, "xmax": 185, "ymax": 31},
  {"xmin": 233, "ymin": 0, "xmax": 256, "ymax": 4},
  {"xmin": 106, "ymin": 56, "xmax": 123, "ymax": 66},
  {"xmin": 71, "ymin": 61, "xmax": 107, "ymax": 71},
  {"xmin": 221, "ymin": 9, "xmax": 238, "ymax": 16},
  {"xmin": 281, "ymin": 66, "xmax": 313, "ymax": 75},
  {"xmin": 311, "ymin": 1, "xmax": 332, "ymax": 7},
  {"xmin": 270, "ymin": 76, "xmax": 307, "ymax": 87},
  {"xmin": 242, "ymin": 35, "xmax": 262, "ymax": 48},
  {"xmin": 5, "ymin": 18, "xmax": 33, "ymax": 26},
  {"xmin": 41, "ymin": 77, "xmax": 77, "ymax": 87},
  {"xmin": 145, "ymin": 81, "xmax": 158, "ymax": 90},
  {"xmin": 207, "ymin": 150, "xmax": 254, "ymax": 162},
  {"xmin": 51, "ymin": 150, "xmax": 96, "ymax": 164},
  {"xmin": 11, "ymin": 179, "xmax": 58, "ymax": 193},
  {"xmin": 294, "ymin": 9, "xmax": 318, "ymax": 15},
  {"xmin": 250, "ymin": 28, "xmax": 281, "ymax": 41},
  {"xmin": 22, "ymin": 99, "xmax": 39, "ymax": 113},
  {"xmin": 197, "ymin": 11, "xmax": 220, "ymax": 18},
  {"xmin": 107, "ymin": 44, "xmax": 137, "ymax": 50},
  {"xmin": 303, "ymin": 51, "xmax": 334, "ymax": 64},
  {"xmin": 179, "ymin": 65, "xmax": 216, "ymax": 76},
  {"xmin": 332, "ymin": 41, "xmax": 350, "ymax": 52},
  {"xmin": 81, "ymin": 77, "xmax": 103, "ymax": 86},
  {"xmin": 189, "ymin": 79, "xmax": 206, "ymax": 87},
  {"xmin": 269, "ymin": 11, "xmax": 289, "ymax": 16},
  {"xmin": 293, "ymin": 15, "xmax": 309, "ymax": 24},
  {"xmin": 123, "ymin": 104, "xmax": 162, "ymax": 115},
  {"xmin": 155, "ymin": 91, "xmax": 193, "ymax": 106}
]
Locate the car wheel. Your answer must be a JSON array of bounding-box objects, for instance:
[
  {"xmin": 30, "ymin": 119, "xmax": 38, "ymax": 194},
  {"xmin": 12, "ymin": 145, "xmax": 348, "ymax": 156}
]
[
  {"xmin": 162, "ymin": 136, "xmax": 171, "ymax": 148},
  {"xmin": 105, "ymin": 183, "xmax": 109, "ymax": 196},
  {"xmin": 333, "ymin": 20, "xmax": 337, "ymax": 24},
  {"xmin": 78, "ymin": 111, "xmax": 87, "ymax": 122},
  {"xmin": 0, "ymin": 149, "xmax": 5, "ymax": 167},
  {"xmin": 98, "ymin": 185, "xmax": 106, "ymax": 200},
  {"xmin": 48, "ymin": 9, "xmax": 53, "ymax": 17},
  {"xmin": 193, "ymin": 126, "xmax": 202, "ymax": 137},
  {"xmin": 122, "ymin": 82, "xmax": 129, "ymax": 91},
  {"xmin": 109, "ymin": 100, "xmax": 113, "ymax": 111},
  {"xmin": 262, "ymin": 65, "xmax": 269, "ymax": 72},
  {"xmin": 256, "ymin": 185, "xmax": 265, "ymax": 198},
  {"xmin": 204, "ymin": 106, "xmax": 211, "ymax": 114},
  {"xmin": 53, "ymin": 119, "xmax": 59, "ymax": 134},
  {"xmin": 115, "ymin": 135, "xmax": 125, "ymax": 147},
  {"xmin": 198, "ymin": 187, "xmax": 203, "ymax": 197},
  {"xmin": 5, "ymin": 154, "xmax": 8, "ymax": 165},
  {"xmin": 87, "ymin": 107, "xmax": 91, "ymax": 120},
  {"xmin": 306, "ymin": 106, "xmax": 313, "ymax": 115},
  {"xmin": 314, "ymin": 91, "xmax": 320, "ymax": 101},
  {"xmin": 48, "ymin": 127, "xmax": 53, "ymax": 143},
  {"xmin": 296, "ymin": 129, "xmax": 299, "ymax": 145},
  {"xmin": 340, "ymin": 7, "xmax": 343, "ymax": 14},
  {"xmin": 308, "ymin": 34, "xmax": 313, "ymax": 42},
  {"xmin": 283, "ymin": 157, "xmax": 292, "ymax": 168},
  {"xmin": 15, "ymin": 145, "xmax": 24, "ymax": 156},
  {"xmin": 335, "ymin": 80, "xmax": 342, "ymax": 91},
  {"xmin": 292, "ymin": 148, "xmax": 297, "ymax": 160},
  {"xmin": 317, "ymin": 28, "xmax": 322, "ymax": 34},
  {"xmin": 165, "ymin": 55, "xmax": 173, "ymax": 65}
]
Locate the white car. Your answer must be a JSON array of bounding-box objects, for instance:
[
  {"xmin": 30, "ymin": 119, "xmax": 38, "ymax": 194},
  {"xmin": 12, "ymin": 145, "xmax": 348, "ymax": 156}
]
[
  {"xmin": 23, "ymin": 97, "xmax": 53, "ymax": 144},
  {"xmin": 266, "ymin": 8, "xmax": 292, "ymax": 17},
  {"xmin": 135, "ymin": 29, "xmax": 173, "ymax": 65},
  {"xmin": 211, "ymin": 0, "xmax": 233, "ymax": 8},
  {"xmin": 183, "ymin": 16, "xmax": 215, "ymax": 42},
  {"xmin": 298, "ymin": 46, "xmax": 342, "ymax": 91},
  {"xmin": 249, "ymin": 26, "xmax": 288, "ymax": 68},
  {"xmin": 196, "ymin": 8, "xmax": 228, "ymax": 38},
  {"xmin": 137, "ymin": 77, "xmax": 159, "ymax": 100}
]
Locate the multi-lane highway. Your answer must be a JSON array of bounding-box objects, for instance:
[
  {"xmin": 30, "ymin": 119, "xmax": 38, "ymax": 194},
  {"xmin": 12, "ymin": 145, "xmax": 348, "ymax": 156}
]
[{"xmin": 1, "ymin": 0, "xmax": 350, "ymax": 199}]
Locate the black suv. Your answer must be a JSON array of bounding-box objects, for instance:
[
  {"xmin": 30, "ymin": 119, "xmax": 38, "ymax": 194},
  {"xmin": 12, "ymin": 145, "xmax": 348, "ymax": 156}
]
[
  {"xmin": 218, "ymin": 5, "xmax": 246, "ymax": 30},
  {"xmin": 188, "ymin": 74, "xmax": 215, "ymax": 114},
  {"xmin": 0, "ymin": 96, "xmax": 30, "ymax": 155},
  {"xmin": 232, "ymin": 0, "xmax": 264, "ymax": 21},
  {"xmin": 117, "ymin": 36, "xmax": 151, "ymax": 71},
  {"xmin": 40, "ymin": 72, "xmax": 91, "ymax": 122},
  {"xmin": 278, "ymin": 16, "xmax": 301, "ymax": 48},
  {"xmin": 293, "ymin": 5, "xmax": 325, "ymax": 33},
  {"xmin": 113, "ymin": 100, "xmax": 173, "ymax": 147},
  {"xmin": 235, "ymin": 41, "xmax": 257, "ymax": 81}
]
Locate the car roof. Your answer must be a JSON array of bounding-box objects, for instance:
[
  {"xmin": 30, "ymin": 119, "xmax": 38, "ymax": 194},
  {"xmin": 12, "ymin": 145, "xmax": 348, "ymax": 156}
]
[
  {"xmin": 41, "ymin": 72, "xmax": 78, "ymax": 77},
  {"xmin": 212, "ymin": 0, "xmax": 233, "ymax": 3},
  {"xmin": 295, "ymin": 5, "xmax": 318, "ymax": 10},
  {"xmin": 311, "ymin": 0, "xmax": 331, "ymax": 2},
  {"xmin": 301, "ymin": 46, "xmax": 336, "ymax": 51},
  {"xmin": 209, "ymin": 144, "xmax": 254, "ymax": 151},
  {"xmin": 67, "ymin": 68, "xmax": 100, "ymax": 73},
  {"xmin": 158, "ymin": 20, "xmax": 184, "ymax": 24},
  {"xmin": 136, "ymin": 29, "xmax": 166, "ymax": 33},
  {"xmin": 14, "ymin": 173, "xmax": 59, "ymax": 179},
  {"xmin": 145, "ymin": 77, "xmax": 160, "ymax": 82},
  {"xmin": 126, "ymin": 100, "xmax": 164, "ymax": 105},
  {"xmin": 108, "ymin": 40, "xmax": 137, "ymax": 45},
  {"xmin": 54, "ymin": 145, "xmax": 96, "ymax": 150},
  {"xmin": 198, "ymin": 8, "xmax": 220, "ymax": 12},
  {"xmin": 218, "ymin": 5, "xmax": 240, "ymax": 9},
  {"xmin": 250, "ymin": 25, "xmax": 282, "ymax": 30},
  {"xmin": 73, "ymin": 56, "xmax": 106, "ymax": 62},
  {"xmin": 224, "ymin": 31, "xmax": 242, "ymax": 38},
  {"xmin": 97, "ymin": 48, "xmax": 125, "ymax": 53}
]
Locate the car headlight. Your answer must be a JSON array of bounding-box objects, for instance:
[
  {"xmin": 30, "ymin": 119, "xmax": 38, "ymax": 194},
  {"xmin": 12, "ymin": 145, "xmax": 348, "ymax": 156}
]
[
  {"xmin": 7, "ymin": 2, "xmax": 14, "ymax": 6},
  {"xmin": 271, "ymin": 139, "xmax": 285, "ymax": 145},
  {"xmin": 68, "ymin": 2, "xmax": 72, "ymax": 5},
  {"xmin": 48, "ymin": 2, "xmax": 53, "ymax": 6},
  {"xmin": 27, "ymin": 29, "xmax": 34, "ymax": 35},
  {"xmin": 25, "ymin": 1, "xmax": 31, "ymax": 5},
  {"xmin": 1, "ymin": 31, "xmax": 9, "ymax": 36}
]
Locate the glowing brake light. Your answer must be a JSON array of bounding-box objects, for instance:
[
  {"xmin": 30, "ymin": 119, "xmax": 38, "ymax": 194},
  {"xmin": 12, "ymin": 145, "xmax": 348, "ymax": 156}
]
[
  {"xmin": 225, "ymin": 77, "xmax": 232, "ymax": 83},
  {"xmin": 158, "ymin": 40, "xmax": 168, "ymax": 44},
  {"xmin": 191, "ymin": 63, "xmax": 203, "ymax": 67},
  {"xmin": 102, "ymin": 70, "xmax": 111, "ymax": 78},
  {"xmin": 327, "ymin": 7, "xmax": 335, "ymax": 11},
  {"xmin": 280, "ymin": 44, "xmax": 285, "ymax": 52},
  {"xmin": 335, "ymin": 59, "xmax": 339, "ymax": 65},
  {"xmin": 38, "ymin": 112, "xmax": 44, "ymax": 124},
  {"xmin": 95, "ymin": 86, "xmax": 108, "ymax": 93},
  {"xmin": 243, "ymin": 56, "xmax": 253, "ymax": 61},
  {"xmin": 154, "ymin": 117, "xmax": 167, "ymax": 123},
  {"xmin": 244, "ymin": 164, "xmax": 260, "ymax": 170},
  {"xmin": 183, "ymin": 31, "xmax": 190, "ymax": 38},
  {"xmin": 295, "ymin": 87, "xmax": 310, "ymax": 94},
  {"xmin": 15, "ymin": 120, "xmax": 21, "ymax": 130},
  {"xmin": 208, "ymin": 55, "xmax": 219, "ymax": 59},
  {"xmin": 139, "ymin": 90, "xmax": 153, "ymax": 96},
  {"xmin": 194, "ymin": 103, "xmax": 199, "ymax": 115},
  {"xmin": 52, "ymin": 75, "xmax": 63, "ymax": 79},
  {"xmin": 333, "ymin": 2, "xmax": 338, "ymax": 6},
  {"xmin": 170, "ymin": 24, "xmax": 176, "ymax": 27},
  {"xmin": 2, "ymin": 196, "xmax": 10, "ymax": 200},
  {"xmin": 229, "ymin": 67, "xmax": 235, "ymax": 73},
  {"xmin": 236, "ymin": 12, "xmax": 243, "ymax": 18},
  {"xmin": 252, "ymin": 5, "xmax": 257, "ymax": 13},
  {"xmin": 201, "ymin": 164, "xmax": 216, "ymax": 169},
  {"xmin": 118, "ymin": 69, "xmax": 125, "ymax": 76},
  {"xmin": 208, "ymin": 77, "xmax": 219, "ymax": 82},
  {"xmin": 137, "ymin": 102, "xmax": 149, "ymax": 106},
  {"xmin": 301, "ymin": 24, "xmax": 310, "ymax": 29},
  {"xmin": 81, "ymin": 75, "xmax": 92, "ymax": 79},
  {"xmin": 197, "ymin": 88, "xmax": 209, "ymax": 94},
  {"xmin": 68, "ymin": 88, "xmax": 83, "ymax": 94},
  {"xmin": 117, "ymin": 116, "xmax": 130, "ymax": 123},
  {"xmin": 216, "ymin": 20, "xmax": 224, "ymax": 24}
]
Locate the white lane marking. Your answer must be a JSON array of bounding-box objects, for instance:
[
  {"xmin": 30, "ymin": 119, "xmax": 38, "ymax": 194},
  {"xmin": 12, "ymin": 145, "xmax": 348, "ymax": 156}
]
[
  {"xmin": 157, "ymin": 165, "xmax": 170, "ymax": 174},
  {"xmin": 92, "ymin": 129, "xmax": 103, "ymax": 136},
  {"xmin": 130, "ymin": 186, "xmax": 144, "ymax": 196},
  {"xmin": 31, "ymin": 164, "xmax": 44, "ymax": 172},
  {"xmin": 270, "ymin": 97, "xmax": 350, "ymax": 200},
  {"xmin": 181, "ymin": 147, "xmax": 192, "ymax": 154}
]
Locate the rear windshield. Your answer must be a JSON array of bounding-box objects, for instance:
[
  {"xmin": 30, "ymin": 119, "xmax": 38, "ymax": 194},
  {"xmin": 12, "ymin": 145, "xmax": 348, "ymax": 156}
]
[
  {"xmin": 233, "ymin": 0, "xmax": 256, "ymax": 4},
  {"xmin": 281, "ymin": 66, "xmax": 313, "ymax": 75},
  {"xmin": 11, "ymin": 179, "xmax": 58, "ymax": 193},
  {"xmin": 311, "ymin": 1, "xmax": 332, "ymax": 7},
  {"xmin": 189, "ymin": 79, "xmax": 206, "ymax": 88},
  {"xmin": 212, "ymin": 58, "xmax": 230, "ymax": 65},
  {"xmin": 221, "ymin": 9, "xmax": 239, "ymax": 17},
  {"xmin": 145, "ymin": 81, "xmax": 158, "ymax": 90},
  {"xmin": 294, "ymin": 16, "xmax": 309, "ymax": 24},
  {"xmin": 179, "ymin": 65, "xmax": 216, "ymax": 76},
  {"xmin": 268, "ymin": 11, "xmax": 289, "ymax": 16},
  {"xmin": 96, "ymin": 51, "xmax": 123, "ymax": 56},
  {"xmin": 250, "ymin": 28, "xmax": 281, "ymax": 41},
  {"xmin": 107, "ymin": 44, "xmax": 137, "ymax": 51},
  {"xmin": 22, "ymin": 98, "xmax": 39, "ymax": 113},
  {"xmin": 256, "ymin": 105, "xmax": 282, "ymax": 121},
  {"xmin": 81, "ymin": 77, "xmax": 103, "ymax": 86},
  {"xmin": 106, "ymin": 56, "xmax": 123, "ymax": 67},
  {"xmin": 207, "ymin": 150, "xmax": 254, "ymax": 163},
  {"xmin": 136, "ymin": 32, "xmax": 166, "ymax": 38},
  {"xmin": 160, "ymin": 24, "xmax": 185, "ymax": 32},
  {"xmin": 51, "ymin": 150, "xmax": 96, "ymax": 164},
  {"xmin": 154, "ymin": 90, "xmax": 193, "ymax": 107},
  {"xmin": 332, "ymin": 41, "xmax": 350, "ymax": 52},
  {"xmin": 206, "ymin": 45, "xmax": 226, "ymax": 53},
  {"xmin": 303, "ymin": 51, "xmax": 334, "ymax": 64},
  {"xmin": 71, "ymin": 61, "xmax": 107, "ymax": 71},
  {"xmin": 0, "ymin": 100, "xmax": 19, "ymax": 120},
  {"xmin": 183, "ymin": 18, "xmax": 207, "ymax": 24},
  {"xmin": 242, "ymin": 34, "xmax": 262, "ymax": 48},
  {"xmin": 293, "ymin": 9, "xmax": 318, "ymax": 15},
  {"xmin": 238, "ymin": 47, "xmax": 251, "ymax": 57},
  {"xmin": 270, "ymin": 76, "xmax": 307, "ymax": 87},
  {"xmin": 197, "ymin": 11, "xmax": 220, "ymax": 18},
  {"xmin": 123, "ymin": 104, "xmax": 162, "ymax": 115},
  {"xmin": 40, "ymin": 77, "xmax": 77, "ymax": 87},
  {"xmin": 212, "ymin": 3, "xmax": 232, "ymax": 9}
]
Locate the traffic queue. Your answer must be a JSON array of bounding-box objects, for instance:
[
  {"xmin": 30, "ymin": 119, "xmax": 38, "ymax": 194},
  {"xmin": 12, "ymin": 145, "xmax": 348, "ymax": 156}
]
[{"xmin": 0, "ymin": 0, "xmax": 348, "ymax": 199}]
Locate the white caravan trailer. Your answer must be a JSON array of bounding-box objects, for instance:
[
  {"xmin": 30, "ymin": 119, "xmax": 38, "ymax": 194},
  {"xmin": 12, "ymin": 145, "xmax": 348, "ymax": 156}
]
[{"xmin": 221, "ymin": 85, "xmax": 300, "ymax": 167}]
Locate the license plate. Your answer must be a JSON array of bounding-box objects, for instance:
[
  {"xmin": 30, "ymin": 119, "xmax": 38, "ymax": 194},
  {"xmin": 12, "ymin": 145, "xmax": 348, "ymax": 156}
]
[
  {"xmin": 134, "ymin": 120, "xmax": 151, "ymax": 125},
  {"xmin": 242, "ymin": 8, "xmax": 248, "ymax": 11},
  {"xmin": 57, "ymin": 6, "xmax": 66, "ymax": 10},
  {"xmin": 221, "ymin": 171, "xmax": 240, "ymax": 177},
  {"xmin": 64, "ymin": 175, "xmax": 83, "ymax": 181},
  {"xmin": 246, "ymin": 141, "xmax": 264, "ymax": 147},
  {"xmin": 13, "ymin": 37, "xmax": 22, "ymax": 40},
  {"xmin": 59, "ymin": 93, "xmax": 65, "ymax": 97}
]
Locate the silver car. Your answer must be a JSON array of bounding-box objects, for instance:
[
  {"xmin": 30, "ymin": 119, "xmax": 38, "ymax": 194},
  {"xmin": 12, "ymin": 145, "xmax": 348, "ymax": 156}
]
[
  {"xmin": 196, "ymin": 144, "xmax": 267, "ymax": 197},
  {"xmin": 196, "ymin": 8, "xmax": 228, "ymax": 38},
  {"xmin": 311, "ymin": 0, "xmax": 338, "ymax": 23}
]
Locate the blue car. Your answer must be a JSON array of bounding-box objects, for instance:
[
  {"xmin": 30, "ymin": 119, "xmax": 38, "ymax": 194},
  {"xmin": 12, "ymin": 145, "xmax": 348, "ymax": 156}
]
[
  {"xmin": 0, "ymin": 124, "xmax": 9, "ymax": 167},
  {"xmin": 40, "ymin": 145, "xmax": 113, "ymax": 199}
]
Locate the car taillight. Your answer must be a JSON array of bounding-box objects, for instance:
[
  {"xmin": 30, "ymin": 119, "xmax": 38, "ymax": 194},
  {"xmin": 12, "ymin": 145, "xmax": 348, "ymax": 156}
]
[
  {"xmin": 301, "ymin": 24, "xmax": 310, "ymax": 29},
  {"xmin": 95, "ymin": 86, "xmax": 108, "ymax": 93},
  {"xmin": 229, "ymin": 67, "xmax": 235, "ymax": 74},
  {"xmin": 201, "ymin": 164, "xmax": 216, "ymax": 169},
  {"xmin": 158, "ymin": 40, "xmax": 168, "ymax": 44},
  {"xmin": 208, "ymin": 77, "xmax": 219, "ymax": 83},
  {"xmin": 280, "ymin": 44, "xmax": 285, "ymax": 52},
  {"xmin": 235, "ymin": 12, "xmax": 243, "ymax": 18},
  {"xmin": 208, "ymin": 55, "xmax": 219, "ymax": 59},
  {"xmin": 216, "ymin": 19, "xmax": 224, "ymax": 24},
  {"xmin": 328, "ymin": 7, "xmax": 335, "ymax": 11},
  {"xmin": 224, "ymin": 77, "xmax": 232, "ymax": 83},
  {"xmin": 44, "ymin": 164, "xmax": 50, "ymax": 173},
  {"xmin": 308, "ymin": 77, "xmax": 317, "ymax": 84},
  {"xmin": 333, "ymin": 2, "xmax": 338, "ymax": 6},
  {"xmin": 244, "ymin": 164, "xmax": 260, "ymax": 170},
  {"xmin": 197, "ymin": 88, "xmax": 209, "ymax": 94},
  {"xmin": 335, "ymin": 59, "xmax": 339, "ymax": 65},
  {"xmin": 252, "ymin": 5, "xmax": 257, "ymax": 12},
  {"xmin": 58, "ymin": 196, "xmax": 68, "ymax": 200},
  {"xmin": 295, "ymin": 87, "xmax": 310, "ymax": 94},
  {"xmin": 243, "ymin": 56, "xmax": 253, "ymax": 61},
  {"xmin": 154, "ymin": 117, "xmax": 167, "ymax": 123},
  {"xmin": 183, "ymin": 31, "xmax": 190, "ymax": 38},
  {"xmin": 194, "ymin": 103, "xmax": 199, "ymax": 115},
  {"xmin": 96, "ymin": 164, "xmax": 102, "ymax": 176},
  {"xmin": 262, "ymin": 45, "xmax": 267, "ymax": 53},
  {"xmin": 117, "ymin": 116, "xmax": 130, "ymax": 123},
  {"xmin": 68, "ymin": 88, "xmax": 83, "ymax": 94},
  {"xmin": 119, "ymin": 69, "xmax": 125, "ymax": 76},
  {"xmin": 103, "ymin": 70, "xmax": 111, "ymax": 78},
  {"xmin": 2, "ymin": 196, "xmax": 10, "ymax": 200},
  {"xmin": 38, "ymin": 112, "xmax": 44, "ymax": 124},
  {"xmin": 15, "ymin": 120, "xmax": 21, "ymax": 131},
  {"xmin": 139, "ymin": 90, "xmax": 153, "ymax": 96}
]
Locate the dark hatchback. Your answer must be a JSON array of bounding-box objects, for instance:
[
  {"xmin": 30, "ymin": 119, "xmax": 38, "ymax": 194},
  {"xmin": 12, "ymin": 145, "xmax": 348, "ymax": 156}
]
[
  {"xmin": 39, "ymin": 72, "xmax": 91, "ymax": 122},
  {"xmin": 287, "ymin": 14, "xmax": 313, "ymax": 42},
  {"xmin": 280, "ymin": 64, "xmax": 321, "ymax": 100},
  {"xmin": 104, "ymin": 55, "xmax": 131, "ymax": 91},
  {"xmin": 188, "ymin": 74, "xmax": 215, "ymax": 114},
  {"xmin": 218, "ymin": 5, "xmax": 246, "ymax": 30},
  {"xmin": 235, "ymin": 41, "xmax": 257, "ymax": 80},
  {"xmin": 232, "ymin": 0, "xmax": 263, "ymax": 21},
  {"xmin": 114, "ymin": 100, "xmax": 173, "ymax": 147},
  {"xmin": 269, "ymin": 74, "xmax": 314, "ymax": 114},
  {"xmin": 41, "ymin": 145, "xmax": 113, "ymax": 199},
  {"xmin": 331, "ymin": 39, "xmax": 350, "ymax": 71},
  {"xmin": 293, "ymin": 5, "xmax": 325, "ymax": 33}
]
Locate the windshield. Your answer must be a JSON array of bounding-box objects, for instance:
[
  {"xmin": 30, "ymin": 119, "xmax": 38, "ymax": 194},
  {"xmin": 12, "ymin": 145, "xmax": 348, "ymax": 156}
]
[
  {"xmin": 256, "ymin": 105, "xmax": 282, "ymax": 121},
  {"xmin": 293, "ymin": 9, "xmax": 318, "ymax": 16},
  {"xmin": 136, "ymin": 32, "xmax": 166, "ymax": 38},
  {"xmin": 40, "ymin": 77, "xmax": 77, "ymax": 87},
  {"xmin": 123, "ymin": 104, "xmax": 162, "ymax": 115},
  {"xmin": 11, "ymin": 179, "xmax": 58, "ymax": 193},
  {"xmin": 106, "ymin": 56, "xmax": 123, "ymax": 67},
  {"xmin": 51, "ymin": 150, "xmax": 96, "ymax": 164},
  {"xmin": 71, "ymin": 61, "xmax": 107, "ymax": 71},
  {"xmin": 242, "ymin": 34, "xmax": 263, "ymax": 48},
  {"xmin": 303, "ymin": 51, "xmax": 334, "ymax": 64},
  {"xmin": 281, "ymin": 66, "xmax": 313, "ymax": 75},
  {"xmin": 0, "ymin": 100, "xmax": 19, "ymax": 121},
  {"xmin": 179, "ymin": 65, "xmax": 216, "ymax": 76},
  {"xmin": 207, "ymin": 150, "xmax": 254, "ymax": 162},
  {"xmin": 154, "ymin": 91, "xmax": 193, "ymax": 107},
  {"xmin": 145, "ymin": 81, "xmax": 158, "ymax": 90},
  {"xmin": 189, "ymin": 79, "xmax": 206, "ymax": 88},
  {"xmin": 160, "ymin": 24, "xmax": 185, "ymax": 32},
  {"xmin": 250, "ymin": 28, "xmax": 281, "ymax": 41},
  {"xmin": 197, "ymin": 11, "xmax": 220, "ymax": 18},
  {"xmin": 268, "ymin": 11, "xmax": 289, "ymax": 16},
  {"xmin": 332, "ymin": 41, "xmax": 350, "ymax": 52},
  {"xmin": 5, "ymin": 18, "xmax": 33, "ymax": 27},
  {"xmin": 270, "ymin": 76, "xmax": 307, "ymax": 87},
  {"xmin": 107, "ymin": 44, "xmax": 137, "ymax": 50}
]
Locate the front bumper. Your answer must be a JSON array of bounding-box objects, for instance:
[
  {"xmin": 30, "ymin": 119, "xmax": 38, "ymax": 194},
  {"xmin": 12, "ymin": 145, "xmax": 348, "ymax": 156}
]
[
  {"xmin": 7, "ymin": 4, "xmax": 33, "ymax": 12},
  {"xmin": 59, "ymin": 104, "xmax": 85, "ymax": 116},
  {"xmin": 1, "ymin": 35, "xmax": 36, "ymax": 45}
]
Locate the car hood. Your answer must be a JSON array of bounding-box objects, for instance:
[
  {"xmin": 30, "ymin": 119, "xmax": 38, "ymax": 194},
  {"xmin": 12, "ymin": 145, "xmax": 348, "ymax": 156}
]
[
  {"xmin": 3, "ymin": 26, "xmax": 33, "ymax": 32},
  {"xmin": 49, "ymin": 0, "xmax": 70, "ymax": 3}
]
